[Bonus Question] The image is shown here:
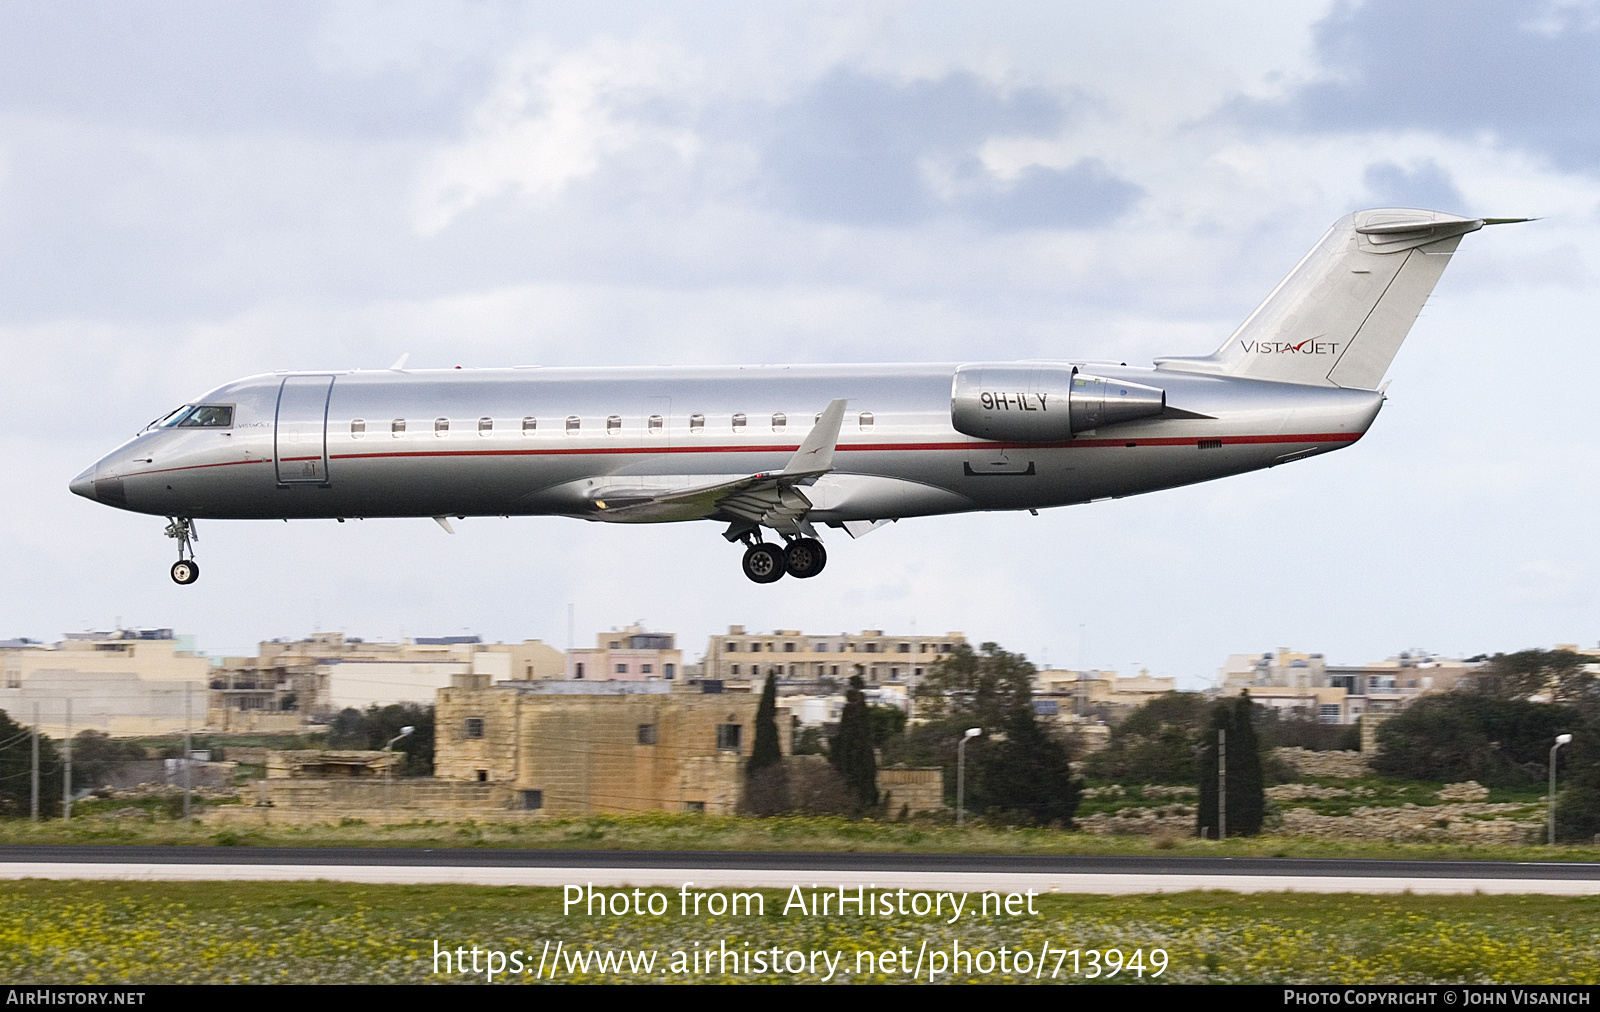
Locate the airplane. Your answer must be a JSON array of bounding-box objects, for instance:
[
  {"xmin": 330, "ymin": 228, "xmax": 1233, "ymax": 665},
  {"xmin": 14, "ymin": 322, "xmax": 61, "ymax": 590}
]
[{"xmin": 70, "ymin": 208, "xmax": 1522, "ymax": 585}]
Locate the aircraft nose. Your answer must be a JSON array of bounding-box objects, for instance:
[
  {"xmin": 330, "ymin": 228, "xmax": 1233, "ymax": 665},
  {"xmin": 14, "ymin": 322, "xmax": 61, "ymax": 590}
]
[{"xmin": 69, "ymin": 466, "xmax": 98, "ymax": 501}]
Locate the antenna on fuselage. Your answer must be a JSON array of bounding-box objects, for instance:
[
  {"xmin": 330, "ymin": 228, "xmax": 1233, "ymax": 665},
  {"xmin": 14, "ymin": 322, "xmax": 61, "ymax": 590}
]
[{"xmin": 389, "ymin": 353, "xmax": 410, "ymax": 371}]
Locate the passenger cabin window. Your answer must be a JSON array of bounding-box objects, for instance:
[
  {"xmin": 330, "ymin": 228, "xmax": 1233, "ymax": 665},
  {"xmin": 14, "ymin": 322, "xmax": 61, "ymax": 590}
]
[
  {"xmin": 350, "ymin": 419, "xmax": 365, "ymax": 439},
  {"xmin": 689, "ymin": 414, "xmax": 705, "ymax": 433},
  {"xmin": 648, "ymin": 414, "xmax": 663, "ymax": 433},
  {"xmin": 606, "ymin": 415, "xmax": 622, "ymax": 434},
  {"xmin": 731, "ymin": 413, "xmax": 746, "ymax": 432},
  {"xmin": 434, "ymin": 417, "xmax": 449, "ymax": 436},
  {"xmin": 391, "ymin": 419, "xmax": 405, "ymax": 437},
  {"xmin": 565, "ymin": 416, "xmax": 580, "ymax": 435},
  {"xmin": 522, "ymin": 416, "xmax": 537, "ymax": 435},
  {"xmin": 771, "ymin": 412, "xmax": 786, "ymax": 432},
  {"xmin": 177, "ymin": 405, "xmax": 233, "ymax": 427},
  {"xmin": 858, "ymin": 411, "xmax": 874, "ymax": 431},
  {"xmin": 478, "ymin": 417, "xmax": 493, "ymax": 436}
]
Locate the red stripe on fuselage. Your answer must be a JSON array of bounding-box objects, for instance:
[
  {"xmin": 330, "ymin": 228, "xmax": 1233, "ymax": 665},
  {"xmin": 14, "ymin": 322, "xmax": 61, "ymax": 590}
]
[{"xmin": 119, "ymin": 431, "xmax": 1361, "ymax": 479}]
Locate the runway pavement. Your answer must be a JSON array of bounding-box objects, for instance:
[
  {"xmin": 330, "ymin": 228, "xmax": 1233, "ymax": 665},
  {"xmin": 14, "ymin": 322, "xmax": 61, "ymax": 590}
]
[{"xmin": 2, "ymin": 846, "xmax": 1598, "ymax": 894}]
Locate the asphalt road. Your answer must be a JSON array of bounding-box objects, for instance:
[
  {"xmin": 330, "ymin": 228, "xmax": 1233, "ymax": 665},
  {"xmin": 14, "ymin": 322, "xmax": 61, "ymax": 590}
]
[{"xmin": 2, "ymin": 846, "xmax": 1599, "ymax": 893}]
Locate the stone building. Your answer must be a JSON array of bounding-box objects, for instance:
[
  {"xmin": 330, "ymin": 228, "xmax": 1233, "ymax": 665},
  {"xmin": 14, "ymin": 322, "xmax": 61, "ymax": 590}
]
[
  {"xmin": 701, "ymin": 626, "xmax": 966, "ymax": 689},
  {"xmin": 208, "ymin": 631, "xmax": 566, "ymax": 724},
  {"xmin": 566, "ymin": 624, "xmax": 682, "ymax": 681},
  {"xmin": 435, "ymin": 680, "xmax": 791, "ymax": 816},
  {"xmin": 1218, "ymin": 647, "xmax": 1480, "ymax": 724},
  {"xmin": 0, "ymin": 629, "xmax": 212, "ymax": 737}
]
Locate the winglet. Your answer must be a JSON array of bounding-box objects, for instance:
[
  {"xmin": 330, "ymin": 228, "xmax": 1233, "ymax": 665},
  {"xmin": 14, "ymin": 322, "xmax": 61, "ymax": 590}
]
[{"xmin": 783, "ymin": 399, "xmax": 848, "ymax": 475}]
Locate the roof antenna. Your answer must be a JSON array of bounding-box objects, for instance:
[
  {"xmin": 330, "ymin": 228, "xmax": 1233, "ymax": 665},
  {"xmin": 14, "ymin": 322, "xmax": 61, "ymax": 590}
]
[{"xmin": 389, "ymin": 353, "xmax": 410, "ymax": 371}]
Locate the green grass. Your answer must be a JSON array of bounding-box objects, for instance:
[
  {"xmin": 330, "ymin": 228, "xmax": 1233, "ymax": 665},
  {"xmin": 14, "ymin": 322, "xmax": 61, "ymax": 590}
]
[
  {"xmin": 0, "ymin": 879, "xmax": 1596, "ymax": 983},
  {"xmin": 1, "ymin": 811, "xmax": 1596, "ymax": 863}
]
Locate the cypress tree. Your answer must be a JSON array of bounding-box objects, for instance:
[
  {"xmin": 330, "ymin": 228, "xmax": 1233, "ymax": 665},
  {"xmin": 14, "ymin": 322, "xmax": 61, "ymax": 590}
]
[
  {"xmin": 749, "ymin": 672, "xmax": 782, "ymax": 773},
  {"xmin": 1197, "ymin": 692, "xmax": 1265, "ymax": 838},
  {"xmin": 833, "ymin": 675, "xmax": 878, "ymax": 809}
]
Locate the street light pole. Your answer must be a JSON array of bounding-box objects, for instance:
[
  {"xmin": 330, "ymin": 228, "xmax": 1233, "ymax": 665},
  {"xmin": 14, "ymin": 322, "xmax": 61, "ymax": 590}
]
[
  {"xmin": 1550, "ymin": 733, "xmax": 1573, "ymax": 846},
  {"xmin": 957, "ymin": 727, "xmax": 980, "ymax": 829}
]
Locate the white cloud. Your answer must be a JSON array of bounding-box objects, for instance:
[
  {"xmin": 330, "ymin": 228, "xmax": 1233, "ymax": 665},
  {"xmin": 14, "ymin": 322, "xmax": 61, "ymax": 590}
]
[{"xmin": 412, "ymin": 38, "xmax": 700, "ymax": 234}]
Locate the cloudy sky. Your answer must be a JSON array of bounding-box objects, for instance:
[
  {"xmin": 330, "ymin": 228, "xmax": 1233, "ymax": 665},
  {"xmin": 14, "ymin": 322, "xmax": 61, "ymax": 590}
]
[{"xmin": 4, "ymin": 0, "xmax": 1597, "ymax": 685}]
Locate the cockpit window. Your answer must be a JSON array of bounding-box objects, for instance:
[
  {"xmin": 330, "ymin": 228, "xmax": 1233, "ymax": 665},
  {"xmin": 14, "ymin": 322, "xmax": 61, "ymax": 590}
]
[
  {"xmin": 176, "ymin": 405, "xmax": 234, "ymax": 428},
  {"xmin": 150, "ymin": 405, "xmax": 193, "ymax": 430}
]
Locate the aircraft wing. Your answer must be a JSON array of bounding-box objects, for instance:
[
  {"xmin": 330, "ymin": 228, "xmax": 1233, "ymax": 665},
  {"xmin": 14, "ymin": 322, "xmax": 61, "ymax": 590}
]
[{"xmin": 589, "ymin": 399, "xmax": 847, "ymax": 533}]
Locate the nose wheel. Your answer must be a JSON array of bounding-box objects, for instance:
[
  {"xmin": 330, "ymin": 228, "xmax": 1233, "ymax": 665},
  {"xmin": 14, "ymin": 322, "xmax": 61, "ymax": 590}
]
[{"xmin": 164, "ymin": 517, "xmax": 199, "ymax": 585}]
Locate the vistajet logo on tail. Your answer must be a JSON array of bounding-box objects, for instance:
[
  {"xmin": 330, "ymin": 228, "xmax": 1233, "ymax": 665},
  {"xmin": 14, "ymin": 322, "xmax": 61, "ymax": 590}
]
[{"xmin": 1241, "ymin": 338, "xmax": 1341, "ymax": 355}]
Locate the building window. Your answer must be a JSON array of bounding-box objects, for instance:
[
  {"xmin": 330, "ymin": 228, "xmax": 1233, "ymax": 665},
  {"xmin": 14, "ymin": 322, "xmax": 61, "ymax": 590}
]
[
  {"xmin": 648, "ymin": 414, "xmax": 663, "ymax": 433},
  {"xmin": 914, "ymin": 667, "xmax": 923, "ymax": 678},
  {"xmin": 637, "ymin": 723, "xmax": 658, "ymax": 745},
  {"xmin": 1319, "ymin": 704, "xmax": 1341, "ymax": 725},
  {"xmin": 859, "ymin": 411, "xmax": 874, "ymax": 431},
  {"xmin": 940, "ymin": 644, "xmax": 953, "ymax": 653},
  {"xmin": 814, "ymin": 643, "xmax": 827, "ymax": 652},
  {"xmin": 689, "ymin": 413, "xmax": 705, "ymax": 432},
  {"xmin": 731, "ymin": 664, "xmax": 740, "ymax": 675},
  {"xmin": 565, "ymin": 415, "xmax": 580, "ymax": 434},
  {"xmin": 607, "ymin": 414, "xmax": 622, "ymax": 434},
  {"xmin": 784, "ymin": 642, "xmax": 795, "ymax": 653},
  {"xmin": 464, "ymin": 717, "xmax": 484, "ymax": 739},
  {"xmin": 350, "ymin": 419, "xmax": 365, "ymax": 438},
  {"xmin": 391, "ymin": 418, "xmax": 405, "ymax": 437},
  {"xmin": 732, "ymin": 412, "xmax": 746, "ymax": 432},
  {"xmin": 830, "ymin": 666, "xmax": 838, "ymax": 676},
  {"xmin": 729, "ymin": 642, "xmax": 741, "ymax": 652},
  {"xmin": 685, "ymin": 801, "xmax": 706, "ymax": 813},
  {"xmin": 716, "ymin": 724, "xmax": 742, "ymax": 753},
  {"xmin": 897, "ymin": 643, "xmax": 910, "ymax": 653},
  {"xmin": 574, "ymin": 663, "xmax": 585, "ymax": 679},
  {"xmin": 475, "ymin": 769, "xmax": 488, "ymax": 782},
  {"xmin": 4, "ymin": 669, "xmax": 19, "ymax": 689},
  {"xmin": 864, "ymin": 643, "xmax": 877, "ymax": 653},
  {"xmin": 435, "ymin": 417, "xmax": 449, "ymax": 436},
  {"xmin": 642, "ymin": 664, "xmax": 653, "ymax": 674},
  {"xmin": 478, "ymin": 417, "xmax": 493, "ymax": 435},
  {"xmin": 890, "ymin": 668, "xmax": 899, "ymax": 680},
  {"xmin": 522, "ymin": 416, "xmax": 537, "ymax": 435},
  {"xmin": 522, "ymin": 790, "xmax": 543, "ymax": 810},
  {"xmin": 665, "ymin": 663, "xmax": 675, "ymax": 679},
  {"xmin": 616, "ymin": 663, "xmax": 628, "ymax": 674}
]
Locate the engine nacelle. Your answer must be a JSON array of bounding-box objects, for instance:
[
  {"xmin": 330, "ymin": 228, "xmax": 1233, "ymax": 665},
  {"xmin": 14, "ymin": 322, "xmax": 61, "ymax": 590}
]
[{"xmin": 950, "ymin": 363, "xmax": 1166, "ymax": 441}]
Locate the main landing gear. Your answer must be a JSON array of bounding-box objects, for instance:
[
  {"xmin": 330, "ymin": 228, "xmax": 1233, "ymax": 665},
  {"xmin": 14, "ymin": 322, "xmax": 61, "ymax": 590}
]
[
  {"xmin": 740, "ymin": 537, "xmax": 827, "ymax": 584},
  {"xmin": 165, "ymin": 517, "xmax": 199, "ymax": 585}
]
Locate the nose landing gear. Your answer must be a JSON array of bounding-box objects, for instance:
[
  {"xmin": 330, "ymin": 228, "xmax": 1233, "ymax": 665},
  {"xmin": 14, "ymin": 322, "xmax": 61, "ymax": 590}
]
[
  {"xmin": 165, "ymin": 517, "xmax": 199, "ymax": 585},
  {"xmin": 739, "ymin": 536, "xmax": 827, "ymax": 584}
]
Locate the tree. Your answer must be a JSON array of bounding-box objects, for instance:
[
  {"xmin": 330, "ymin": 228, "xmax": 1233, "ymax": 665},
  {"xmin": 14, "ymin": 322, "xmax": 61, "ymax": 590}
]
[
  {"xmin": 1082, "ymin": 691, "xmax": 1209, "ymax": 783},
  {"xmin": 832, "ymin": 675, "xmax": 878, "ymax": 808},
  {"xmin": 1371, "ymin": 695, "xmax": 1578, "ymax": 786},
  {"xmin": 1555, "ymin": 726, "xmax": 1600, "ymax": 842},
  {"xmin": 890, "ymin": 642, "xmax": 1078, "ymax": 826},
  {"xmin": 326, "ymin": 703, "xmax": 435, "ymax": 776},
  {"xmin": 0, "ymin": 709, "xmax": 62, "ymax": 819},
  {"xmin": 742, "ymin": 672, "xmax": 788, "ymax": 816},
  {"xmin": 1197, "ymin": 692, "xmax": 1265, "ymax": 838},
  {"xmin": 1467, "ymin": 650, "xmax": 1595, "ymax": 716},
  {"xmin": 69, "ymin": 730, "xmax": 147, "ymax": 791}
]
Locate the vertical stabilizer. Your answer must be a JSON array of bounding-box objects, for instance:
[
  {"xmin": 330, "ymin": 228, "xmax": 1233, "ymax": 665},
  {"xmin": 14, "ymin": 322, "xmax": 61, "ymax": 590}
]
[{"xmin": 1155, "ymin": 209, "xmax": 1485, "ymax": 389}]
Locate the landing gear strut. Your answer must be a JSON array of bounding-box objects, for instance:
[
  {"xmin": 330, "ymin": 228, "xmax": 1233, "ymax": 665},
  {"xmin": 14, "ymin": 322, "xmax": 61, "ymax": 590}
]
[{"xmin": 165, "ymin": 517, "xmax": 199, "ymax": 585}]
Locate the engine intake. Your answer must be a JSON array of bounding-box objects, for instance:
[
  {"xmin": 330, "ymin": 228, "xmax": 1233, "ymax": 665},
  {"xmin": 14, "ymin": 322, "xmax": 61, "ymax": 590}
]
[{"xmin": 950, "ymin": 364, "xmax": 1166, "ymax": 441}]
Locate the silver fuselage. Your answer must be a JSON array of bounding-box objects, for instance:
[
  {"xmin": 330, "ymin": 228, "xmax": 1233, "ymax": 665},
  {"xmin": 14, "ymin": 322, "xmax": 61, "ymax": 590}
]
[{"xmin": 71, "ymin": 362, "xmax": 1383, "ymax": 525}]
